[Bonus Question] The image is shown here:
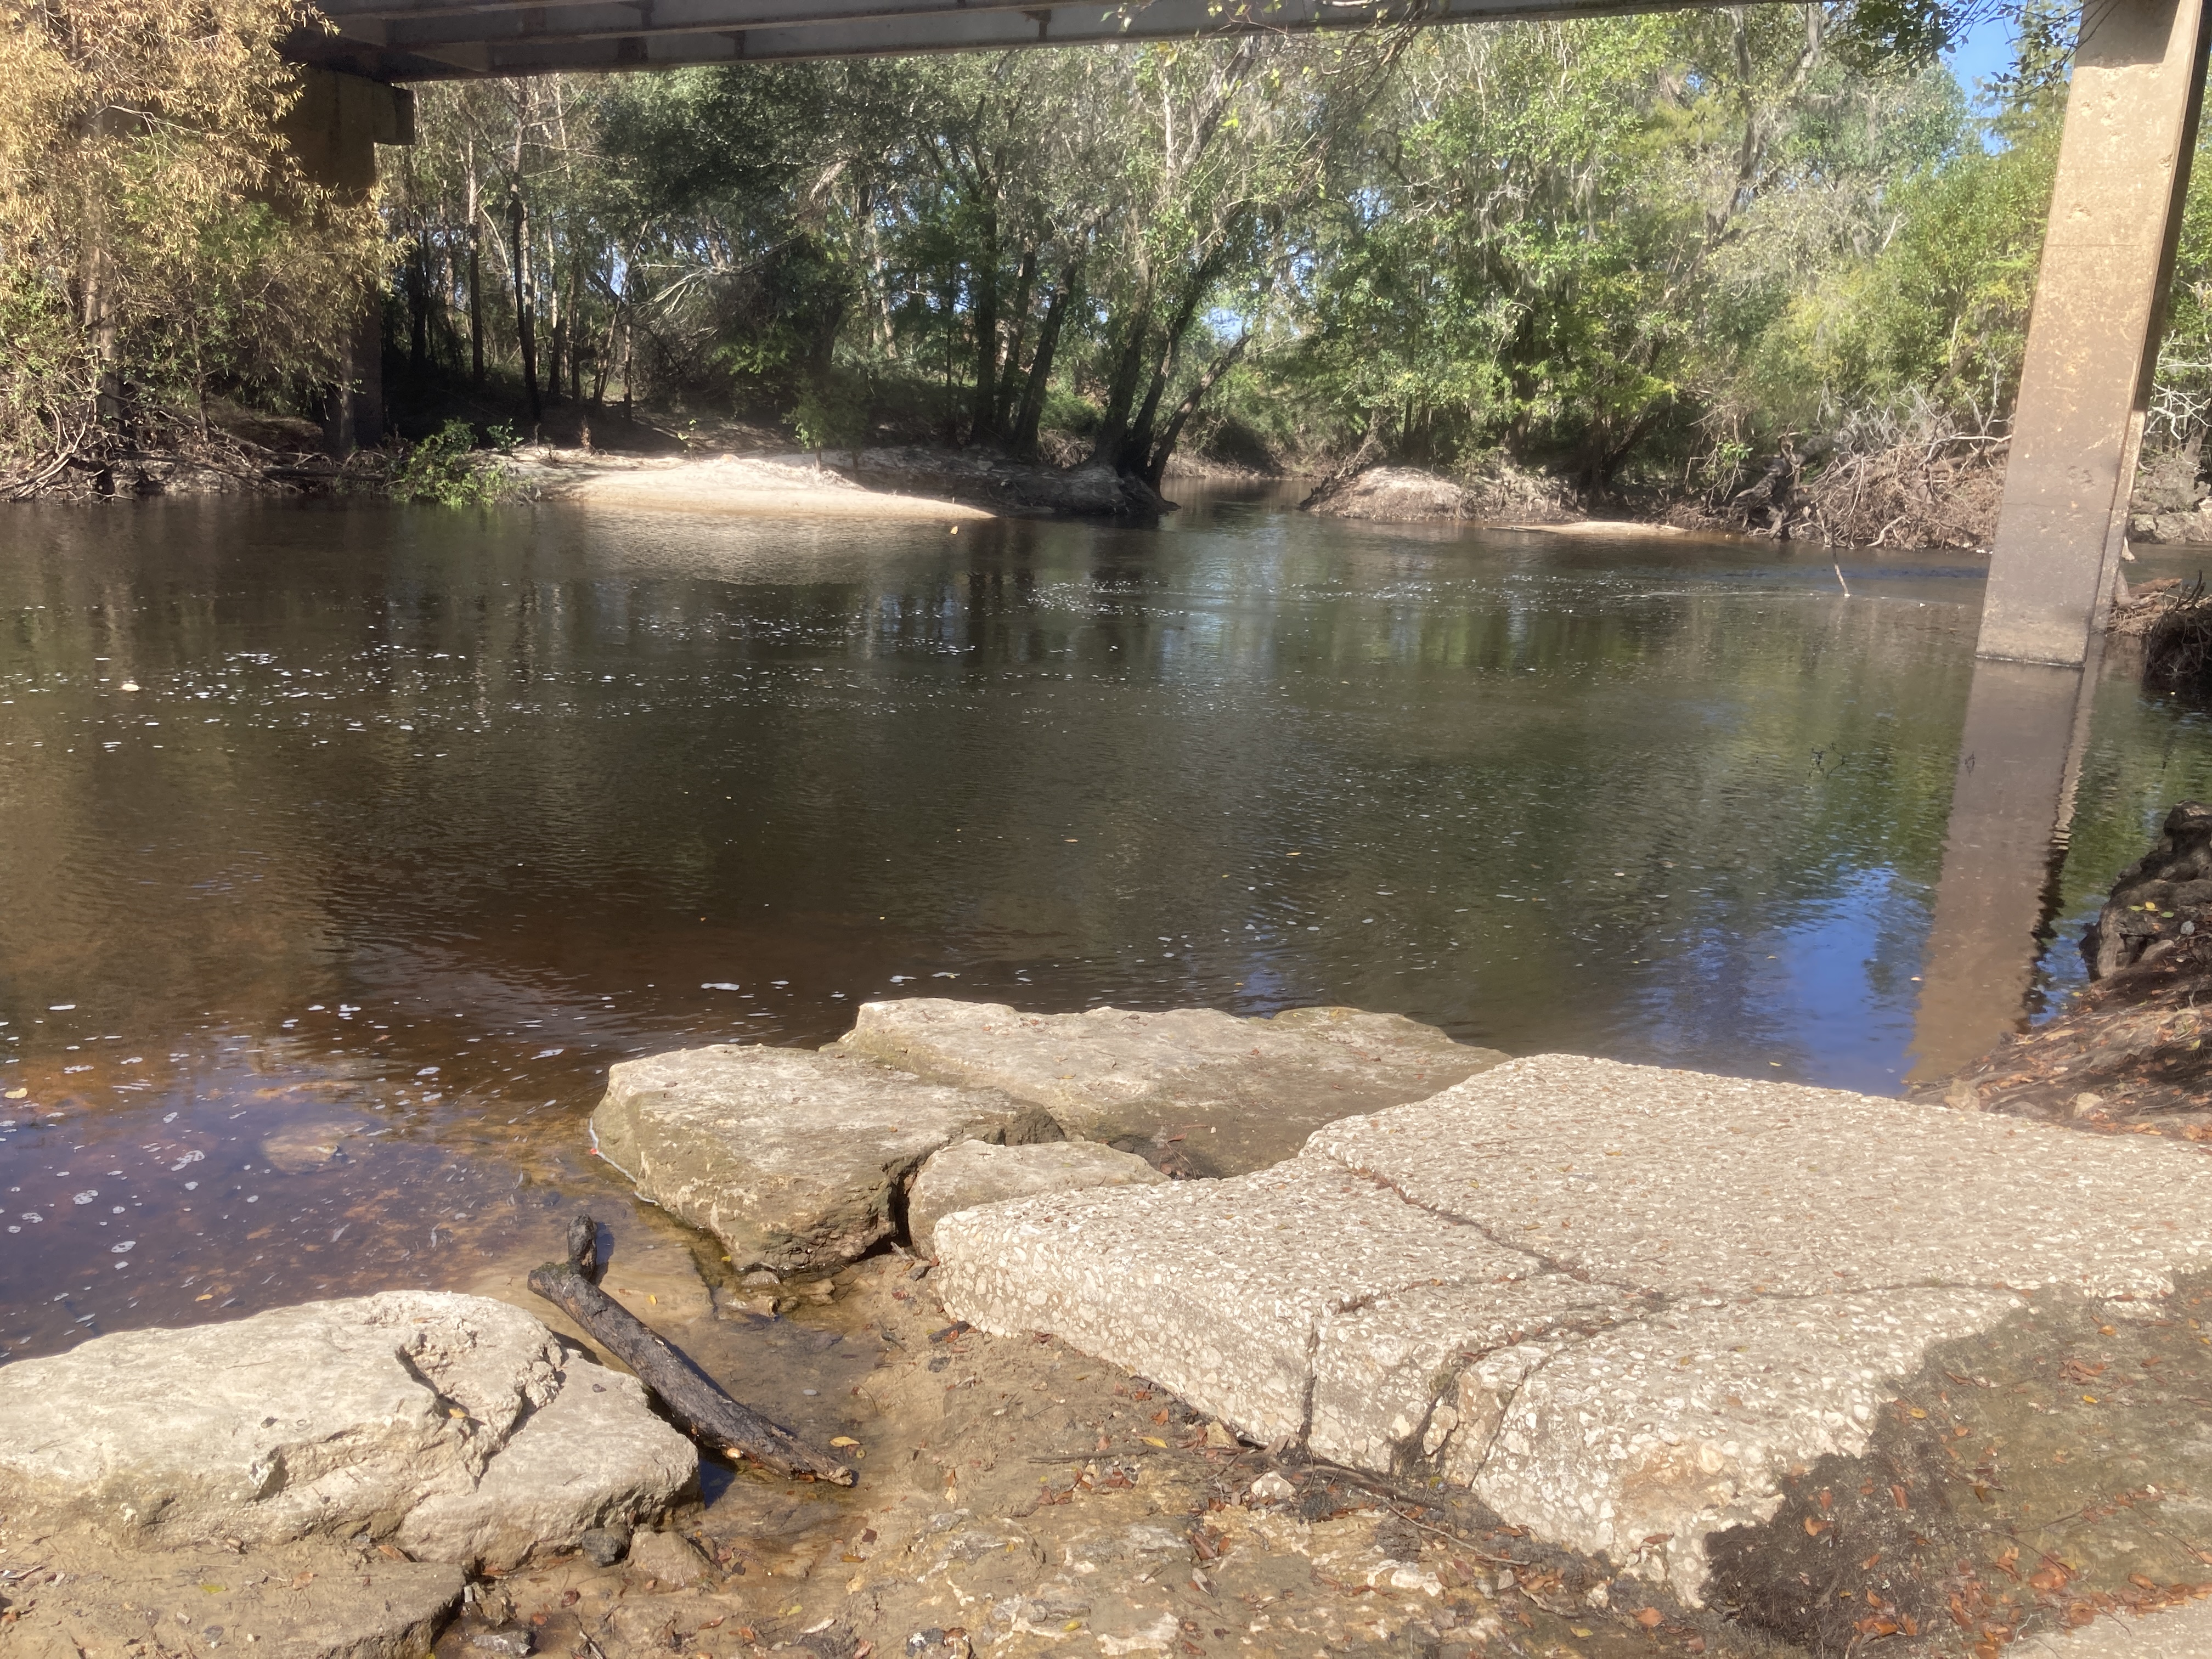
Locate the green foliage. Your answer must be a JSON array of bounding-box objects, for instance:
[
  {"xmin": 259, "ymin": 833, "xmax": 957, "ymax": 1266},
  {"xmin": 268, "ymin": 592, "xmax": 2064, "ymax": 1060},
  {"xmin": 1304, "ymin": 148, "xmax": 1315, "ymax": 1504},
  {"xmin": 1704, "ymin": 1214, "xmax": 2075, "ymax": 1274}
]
[
  {"xmin": 789, "ymin": 373, "xmax": 870, "ymax": 456},
  {"xmin": 392, "ymin": 419, "xmax": 518, "ymax": 506},
  {"xmin": 0, "ymin": 0, "xmax": 387, "ymax": 478}
]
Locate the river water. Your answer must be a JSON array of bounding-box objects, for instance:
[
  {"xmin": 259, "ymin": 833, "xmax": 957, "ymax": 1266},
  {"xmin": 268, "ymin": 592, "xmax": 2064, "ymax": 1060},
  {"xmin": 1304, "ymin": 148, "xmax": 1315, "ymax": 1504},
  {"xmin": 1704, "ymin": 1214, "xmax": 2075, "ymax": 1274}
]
[{"xmin": 3, "ymin": 486, "xmax": 2209, "ymax": 1363}]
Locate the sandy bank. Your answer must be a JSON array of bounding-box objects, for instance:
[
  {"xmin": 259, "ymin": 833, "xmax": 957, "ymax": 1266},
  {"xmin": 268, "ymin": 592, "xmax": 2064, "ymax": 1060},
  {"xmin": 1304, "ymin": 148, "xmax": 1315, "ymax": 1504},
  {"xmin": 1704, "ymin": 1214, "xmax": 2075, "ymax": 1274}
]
[
  {"xmin": 1496, "ymin": 517, "xmax": 1695, "ymax": 537},
  {"xmin": 518, "ymin": 443, "xmax": 1178, "ymax": 522},
  {"xmin": 532, "ymin": 452, "xmax": 997, "ymax": 521}
]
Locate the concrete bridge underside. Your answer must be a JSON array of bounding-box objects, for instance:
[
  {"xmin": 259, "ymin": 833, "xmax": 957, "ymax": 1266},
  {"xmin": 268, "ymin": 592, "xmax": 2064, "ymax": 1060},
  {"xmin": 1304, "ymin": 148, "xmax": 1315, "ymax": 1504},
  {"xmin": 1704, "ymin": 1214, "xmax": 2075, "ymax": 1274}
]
[
  {"xmin": 289, "ymin": 0, "xmax": 2211, "ymax": 1069},
  {"xmin": 300, "ymin": 0, "xmax": 1720, "ymax": 78}
]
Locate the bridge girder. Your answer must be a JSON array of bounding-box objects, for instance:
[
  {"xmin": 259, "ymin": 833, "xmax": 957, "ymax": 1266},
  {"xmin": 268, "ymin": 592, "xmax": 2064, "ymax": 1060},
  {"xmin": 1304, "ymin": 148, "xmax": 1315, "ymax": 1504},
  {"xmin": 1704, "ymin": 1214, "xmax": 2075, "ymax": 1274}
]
[{"xmin": 297, "ymin": 0, "xmax": 1716, "ymax": 80}]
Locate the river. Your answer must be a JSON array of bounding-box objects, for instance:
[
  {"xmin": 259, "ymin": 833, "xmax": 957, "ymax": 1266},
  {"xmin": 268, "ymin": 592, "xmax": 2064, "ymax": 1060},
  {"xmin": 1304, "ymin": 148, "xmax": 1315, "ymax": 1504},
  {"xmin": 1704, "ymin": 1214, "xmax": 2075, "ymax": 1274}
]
[{"xmin": 3, "ymin": 485, "xmax": 2209, "ymax": 1362}]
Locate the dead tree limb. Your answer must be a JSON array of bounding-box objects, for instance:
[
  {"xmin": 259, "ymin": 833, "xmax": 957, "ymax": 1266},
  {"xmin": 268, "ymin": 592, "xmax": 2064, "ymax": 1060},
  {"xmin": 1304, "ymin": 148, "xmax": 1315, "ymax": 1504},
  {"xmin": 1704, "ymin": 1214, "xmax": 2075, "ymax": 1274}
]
[{"xmin": 528, "ymin": 1211, "xmax": 855, "ymax": 1486}]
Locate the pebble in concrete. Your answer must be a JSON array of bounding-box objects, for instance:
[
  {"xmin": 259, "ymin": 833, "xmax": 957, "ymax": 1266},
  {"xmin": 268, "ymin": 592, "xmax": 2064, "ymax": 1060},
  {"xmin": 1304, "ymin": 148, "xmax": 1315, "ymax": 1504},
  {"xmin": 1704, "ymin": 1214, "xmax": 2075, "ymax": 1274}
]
[
  {"xmin": 937, "ymin": 1054, "xmax": 2212, "ymax": 1602},
  {"xmin": 906, "ymin": 1137, "xmax": 1167, "ymax": 1259},
  {"xmin": 591, "ymin": 1043, "xmax": 1032, "ymax": 1276},
  {"xmin": 836, "ymin": 998, "xmax": 1505, "ymax": 1174}
]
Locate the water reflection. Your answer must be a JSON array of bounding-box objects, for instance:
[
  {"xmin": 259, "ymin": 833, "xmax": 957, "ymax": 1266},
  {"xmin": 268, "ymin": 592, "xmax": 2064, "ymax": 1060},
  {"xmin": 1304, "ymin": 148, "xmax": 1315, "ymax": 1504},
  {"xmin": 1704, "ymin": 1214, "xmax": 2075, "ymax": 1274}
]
[{"xmin": 1, "ymin": 491, "xmax": 2205, "ymax": 1356}]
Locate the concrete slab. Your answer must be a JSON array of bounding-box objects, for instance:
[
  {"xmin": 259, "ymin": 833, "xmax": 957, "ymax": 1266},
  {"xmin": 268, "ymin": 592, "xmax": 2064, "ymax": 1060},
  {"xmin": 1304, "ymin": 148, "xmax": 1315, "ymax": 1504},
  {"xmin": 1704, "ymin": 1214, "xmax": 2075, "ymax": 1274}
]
[
  {"xmin": 835, "ymin": 999, "xmax": 1506, "ymax": 1175},
  {"xmin": 935, "ymin": 1154, "xmax": 1538, "ymax": 1445},
  {"xmin": 1312, "ymin": 1055, "xmax": 2212, "ymax": 1297},
  {"xmin": 935, "ymin": 1054, "xmax": 2212, "ymax": 1603},
  {"xmin": 1465, "ymin": 1288, "xmax": 2019, "ymax": 1599},
  {"xmin": 907, "ymin": 1137, "xmax": 1167, "ymax": 1259},
  {"xmin": 591, "ymin": 1043, "xmax": 1029, "ymax": 1276}
]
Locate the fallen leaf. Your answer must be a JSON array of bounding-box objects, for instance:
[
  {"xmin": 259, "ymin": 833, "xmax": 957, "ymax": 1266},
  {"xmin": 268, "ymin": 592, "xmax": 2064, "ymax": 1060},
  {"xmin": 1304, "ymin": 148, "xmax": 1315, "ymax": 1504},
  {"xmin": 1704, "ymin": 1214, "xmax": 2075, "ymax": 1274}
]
[
  {"xmin": 1142, "ymin": 1436, "xmax": 1167, "ymax": 1448},
  {"xmin": 1634, "ymin": 1607, "xmax": 1664, "ymax": 1628},
  {"xmin": 829, "ymin": 1436, "xmax": 859, "ymax": 1448}
]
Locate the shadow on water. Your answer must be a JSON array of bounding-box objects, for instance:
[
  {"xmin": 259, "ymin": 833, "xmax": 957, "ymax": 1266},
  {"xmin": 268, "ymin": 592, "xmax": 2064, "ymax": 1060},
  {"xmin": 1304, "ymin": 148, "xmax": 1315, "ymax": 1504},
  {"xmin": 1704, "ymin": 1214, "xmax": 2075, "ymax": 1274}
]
[{"xmin": 3, "ymin": 491, "xmax": 2210, "ymax": 1357}]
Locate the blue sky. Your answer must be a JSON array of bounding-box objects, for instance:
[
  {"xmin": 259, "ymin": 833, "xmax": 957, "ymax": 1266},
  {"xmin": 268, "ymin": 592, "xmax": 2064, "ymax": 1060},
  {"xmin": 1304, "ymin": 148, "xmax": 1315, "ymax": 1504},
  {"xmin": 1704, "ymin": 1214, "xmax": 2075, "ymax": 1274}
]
[{"xmin": 1942, "ymin": 8, "xmax": 2021, "ymax": 113}]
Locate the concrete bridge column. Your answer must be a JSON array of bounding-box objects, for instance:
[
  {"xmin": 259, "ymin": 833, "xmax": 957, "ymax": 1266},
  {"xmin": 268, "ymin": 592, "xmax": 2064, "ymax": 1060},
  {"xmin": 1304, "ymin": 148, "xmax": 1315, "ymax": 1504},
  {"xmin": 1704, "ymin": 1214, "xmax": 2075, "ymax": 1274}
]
[
  {"xmin": 1978, "ymin": 0, "xmax": 2209, "ymax": 668},
  {"xmin": 281, "ymin": 67, "xmax": 414, "ymax": 452},
  {"xmin": 1912, "ymin": 0, "xmax": 2208, "ymax": 1084}
]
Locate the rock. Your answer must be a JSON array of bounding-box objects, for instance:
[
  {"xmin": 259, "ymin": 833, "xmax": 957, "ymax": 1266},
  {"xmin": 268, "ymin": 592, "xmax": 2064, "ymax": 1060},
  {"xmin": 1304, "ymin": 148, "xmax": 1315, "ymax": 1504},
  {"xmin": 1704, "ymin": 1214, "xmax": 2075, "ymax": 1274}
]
[
  {"xmin": 1298, "ymin": 461, "xmax": 1578, "ymax": 524},
  {"xmin": 470, "ymin": 1629, "xmax": 533, "ymax": 1656},
  {"xmin": 394, "ymin": 1356, "xmax": 696, "ymax": 1570},
  {"xmin": 0, "ymin": 1529, "xmax": 461, "ymax": 1659},
  {"xmin": 2083, "ymin": 800, "xmax": 2212, "ymax": 978},
  {"xmin": 261, "ymin": 1118, "xmax": 372, "ymax": 1171},
  {"xmin": 625, "ymin": 1528, "xmax": 714, "ymax": 1587},
  {"xmin": 907, "ymin": 1138, "xmax": 1167, "ymax": 1257},
  {"xmin": 836, "ymin": 999, "xmax": 1504, "ymax": 1175},
  {"xmin": 591, "ymin": 1043, "xmax": 1031, "ymax": 1275},
  {"xmin": 1245, "ymin": 1471, "xmax": 1296, "ymax": 1505},
  {"xmin": 0, "ymin": 1291, "xmax": 694, "ymax": 1570},
  {"xmin": 935, "ymin": 1054, "xmax": 2212, "ymax": 1602},
  {"xmin": 578, "ymin": 1524, "xmax": 631, "ymax": 1566}
]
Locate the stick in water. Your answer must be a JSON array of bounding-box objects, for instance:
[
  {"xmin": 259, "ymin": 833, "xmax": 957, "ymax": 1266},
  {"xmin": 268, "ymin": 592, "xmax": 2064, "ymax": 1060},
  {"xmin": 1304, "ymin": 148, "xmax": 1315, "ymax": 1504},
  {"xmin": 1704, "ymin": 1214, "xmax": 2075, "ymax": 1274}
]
[{"xmin": 528, "ymin": 1211, "xmax": 856, "ymax": 1486}]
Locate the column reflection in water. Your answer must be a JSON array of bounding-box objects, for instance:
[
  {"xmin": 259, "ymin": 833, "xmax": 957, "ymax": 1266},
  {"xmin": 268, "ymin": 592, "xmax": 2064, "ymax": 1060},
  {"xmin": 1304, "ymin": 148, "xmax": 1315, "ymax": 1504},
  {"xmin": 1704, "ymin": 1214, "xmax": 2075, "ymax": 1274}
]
[{"xmin": 1908, "ymin": 658, "xmax": 2095, "ymax": 1087}]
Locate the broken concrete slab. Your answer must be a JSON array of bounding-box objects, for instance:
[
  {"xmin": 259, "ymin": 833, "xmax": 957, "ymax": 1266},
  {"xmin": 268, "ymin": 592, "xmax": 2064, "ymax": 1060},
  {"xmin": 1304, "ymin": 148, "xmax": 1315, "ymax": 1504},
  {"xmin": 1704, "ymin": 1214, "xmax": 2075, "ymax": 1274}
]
[
  {"xmin": 835, "ymin": 998, "xmax": 1506, "ymax": 1175},
  {"xmin": 0, "ymin": 1291, "xmax": 693, "ymax": 1570},
  {"xmin": 591, "ymin": 1043, "xmax": 1031, "ymax": 1276},
  {"xmin": 0, "ymin": 1530, "xmax": 462, "ymax": 1659},
  {"xmin": 1307, "ymin": 1274, "xmax": 1643, "ymax": 1476},
  {"xmin": 935, "ymin": 1054, "xmax": 2212, "ymax": 1604},
  {"xmin": 1466, "ymin": 1288, "xmax": 2021, "ymax": 1599},
  {"xmin": 907, "ymin": 1137, "xmax": 1167, "ymax": 1258},
  {"xmin": 936, "ymin": 1154, "xmax": 1538, "ymax": 1446}
]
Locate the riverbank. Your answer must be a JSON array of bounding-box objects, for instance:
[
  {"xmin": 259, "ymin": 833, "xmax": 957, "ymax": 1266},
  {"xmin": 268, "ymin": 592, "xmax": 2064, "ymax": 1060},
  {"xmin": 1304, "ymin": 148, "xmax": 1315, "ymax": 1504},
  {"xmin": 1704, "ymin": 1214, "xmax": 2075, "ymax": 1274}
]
[
  {"xmin": 18, "ymin": 985, "xmax": 2212, "ymax": 1658},
  {"xmin": 2, "ymin": 415, "xmax": 1180, "ymax": 521},
  {"xmin": 1297, "ymin": 450, "xmax": 2212, "ymax": 551}
]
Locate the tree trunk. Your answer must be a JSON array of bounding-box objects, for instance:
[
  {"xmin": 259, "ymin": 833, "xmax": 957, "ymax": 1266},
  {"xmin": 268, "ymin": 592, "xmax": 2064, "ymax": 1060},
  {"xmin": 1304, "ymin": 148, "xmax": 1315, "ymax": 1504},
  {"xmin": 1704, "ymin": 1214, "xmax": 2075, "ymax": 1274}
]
[
  {"xmin": 967, "ymin": 200, "xmax": 1001, "ymax": 444},
  {"xmin": 1144, "ymin": 332, "xmax": 1248, "ymax": 488},
  {"xmin": 994, "ymin": 246, "xmax": 1037, "ymax": 435},
  {"xmin": 544, "ymin": 243, "xmax": 563, "ymax": 407},
  {"xmin": 465, "ymin": 143, "xmax": 484, "ymax": 386},
  {"xmin": 1088, "ymin": 292, "xmax": 1154, "ymax": 468},
  {"xmin": 80, "ymin": 108, "xmax": 122, "ymax": 435},
  {"xmin": 509, "ymin": 185, "xmax": 539, "ymax": 422},
  {"xmin": 568, "ymin": 257, "xmax": 584, "ymax": 404},
  {"xmin": 1120, "ymin": 259, "xmax": 1222, "ymax": 474},
  {"xmin": 407, "ymin": 226, "xmax": 431, "ymax": 373},
  {"xmin": 1013, "ymin": 268, "xmax": 1076, "ymax": 461}
]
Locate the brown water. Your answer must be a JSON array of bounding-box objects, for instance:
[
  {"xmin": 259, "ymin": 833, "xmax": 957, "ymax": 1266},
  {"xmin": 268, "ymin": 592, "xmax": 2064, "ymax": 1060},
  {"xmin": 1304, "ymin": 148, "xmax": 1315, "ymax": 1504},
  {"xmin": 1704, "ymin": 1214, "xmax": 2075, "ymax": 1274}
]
[{"xmin": 3, "ymin": 488, "xmax": 2209, "ymax": 1363}]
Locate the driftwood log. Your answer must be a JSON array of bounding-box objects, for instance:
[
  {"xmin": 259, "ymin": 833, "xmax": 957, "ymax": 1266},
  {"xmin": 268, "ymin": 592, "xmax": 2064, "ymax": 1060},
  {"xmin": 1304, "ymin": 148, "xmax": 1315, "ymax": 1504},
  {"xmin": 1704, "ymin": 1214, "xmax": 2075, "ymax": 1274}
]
[{"xmin": 528, "ymin": 1211, "xmax": 855, "ymax": 1486}]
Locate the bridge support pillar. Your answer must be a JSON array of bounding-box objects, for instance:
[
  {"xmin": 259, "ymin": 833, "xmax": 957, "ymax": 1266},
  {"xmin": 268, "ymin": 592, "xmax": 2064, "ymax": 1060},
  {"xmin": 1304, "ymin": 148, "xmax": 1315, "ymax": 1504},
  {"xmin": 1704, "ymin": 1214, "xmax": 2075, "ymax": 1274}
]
[
  {"xmin": 1978, "ymin": 0, "xmax": 2208, "ymax": 668},
  {"xmin": 1912, "ymin": 2, "xmax": 2208, "ymax": 1084},
  {"xmin": 281, "ymin": 67, "xmax": 414, "ymax": 453}
]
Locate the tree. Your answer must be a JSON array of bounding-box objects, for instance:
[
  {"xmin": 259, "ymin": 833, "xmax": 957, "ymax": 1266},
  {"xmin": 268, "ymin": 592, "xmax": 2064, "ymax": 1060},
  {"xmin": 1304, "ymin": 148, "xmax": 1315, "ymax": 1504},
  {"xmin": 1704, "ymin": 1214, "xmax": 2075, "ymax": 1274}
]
[{"xmin": 0, "ymin": 0, "xmax": 385, "ymax": 487}]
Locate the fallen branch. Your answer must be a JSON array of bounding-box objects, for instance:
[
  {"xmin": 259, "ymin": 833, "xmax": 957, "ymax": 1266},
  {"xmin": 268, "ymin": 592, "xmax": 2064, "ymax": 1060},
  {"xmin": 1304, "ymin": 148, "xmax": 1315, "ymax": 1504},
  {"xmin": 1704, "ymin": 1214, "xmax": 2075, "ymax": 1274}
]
[{"xmin": 528, "ymin": 1211, "xmax": 855, "ymax": 1486}]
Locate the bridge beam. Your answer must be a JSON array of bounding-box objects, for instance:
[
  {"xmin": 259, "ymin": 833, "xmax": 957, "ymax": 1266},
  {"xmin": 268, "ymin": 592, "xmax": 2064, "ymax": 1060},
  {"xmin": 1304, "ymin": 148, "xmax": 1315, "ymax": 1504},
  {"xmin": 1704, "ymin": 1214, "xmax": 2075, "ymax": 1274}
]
[{"xmin": 280, "ymin": 67, "xmax": 416, "ymax": 451}]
